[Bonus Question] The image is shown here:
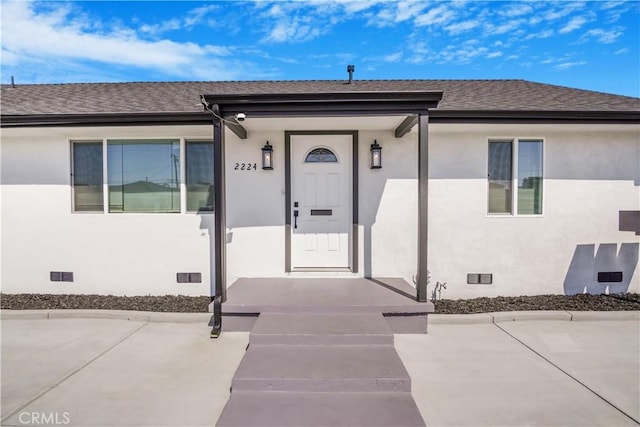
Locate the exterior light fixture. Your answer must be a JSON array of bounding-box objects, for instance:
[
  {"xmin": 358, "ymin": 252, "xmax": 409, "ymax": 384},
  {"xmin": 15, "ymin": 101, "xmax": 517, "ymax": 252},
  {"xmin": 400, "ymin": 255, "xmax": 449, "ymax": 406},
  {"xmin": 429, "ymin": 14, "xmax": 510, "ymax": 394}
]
[
  {"xmin": 370, "ymin": 140, "xmax": 382, "ymax": 169},
  {"xmin": 262, "ymin": 141, "xmax": 273, "ymax": 170}
]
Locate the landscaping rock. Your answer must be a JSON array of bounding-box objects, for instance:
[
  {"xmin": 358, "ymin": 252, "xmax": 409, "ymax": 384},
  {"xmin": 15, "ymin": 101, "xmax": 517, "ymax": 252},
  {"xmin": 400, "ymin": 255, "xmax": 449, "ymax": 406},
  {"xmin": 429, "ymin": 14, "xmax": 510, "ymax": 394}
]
[{"xmin": 1, "ymin": 293, "xmax": 638, "ymax": 314}]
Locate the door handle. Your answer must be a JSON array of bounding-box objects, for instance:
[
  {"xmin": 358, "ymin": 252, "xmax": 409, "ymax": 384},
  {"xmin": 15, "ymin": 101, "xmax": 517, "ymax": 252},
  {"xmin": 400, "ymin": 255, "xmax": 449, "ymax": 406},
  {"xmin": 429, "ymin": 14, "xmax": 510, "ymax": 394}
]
[{"xmin": 293, "ymin": 210, "xmax": 299, "ymax": 229}]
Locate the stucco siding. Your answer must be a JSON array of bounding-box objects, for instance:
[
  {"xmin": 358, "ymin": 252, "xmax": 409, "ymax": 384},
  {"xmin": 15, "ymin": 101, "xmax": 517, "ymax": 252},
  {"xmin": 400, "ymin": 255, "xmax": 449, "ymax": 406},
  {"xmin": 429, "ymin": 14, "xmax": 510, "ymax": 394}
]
[
  {"xmin": 1, "ymin": 126, "xmax": 214, "ymax": 296},
  {"xmin": 1, "ymin": 122, "xmax": 638, "ymax": 299},
  {"xmin": 427, "ymin": 123, "xmax": 640, "ymax": 299},
  {"xmin": 225, "ymin": 130, "xmax": 286, "ymax": 282},
  {"xmin": 358, "ymin": 130, "xmax": 418, "ymax": 283}
]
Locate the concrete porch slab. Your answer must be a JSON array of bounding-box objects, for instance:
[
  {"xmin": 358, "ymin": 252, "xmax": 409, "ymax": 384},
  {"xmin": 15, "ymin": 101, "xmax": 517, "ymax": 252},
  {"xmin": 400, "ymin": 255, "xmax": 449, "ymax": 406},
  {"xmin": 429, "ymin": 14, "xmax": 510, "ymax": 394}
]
[
  {"xmin": 250, "ymin": 313, "xmax": 394, "ymax": 345},
  {"xmin": 231, "ymin": 344, "xmax": 411, "ymax": 392},
  {"xmin": 221, "ymin": 277, "xmax": 433, "ymax": 315},
  {"xmin": 216, "ymin": 391, "xmax": 425, "ymax": 427}
]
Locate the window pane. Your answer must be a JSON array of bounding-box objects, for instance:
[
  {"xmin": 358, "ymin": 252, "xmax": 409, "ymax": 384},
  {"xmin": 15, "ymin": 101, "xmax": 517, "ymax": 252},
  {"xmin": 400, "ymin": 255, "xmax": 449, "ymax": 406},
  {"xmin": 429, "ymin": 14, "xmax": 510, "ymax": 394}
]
[
  {"xmin": 305, "ymin": 148, "xmax": 337, "ymax": 163},
  {"xmin": 72, "ymin": 142, "xmax": 103, "ymax": 211},
  {"xmin": 488, "ymin": 141, "xmax": 512, "ymax": 214},
  {"xmin": 186, "ymin": 141, "xmax": 214, "ymax": 212},
  {"xmin": 518, "ymin": 140, "xmax": 543, "ymax": 215},
  {"xmin": 108, "ymin": 140, "xmax": 180, "ymax": 213}
]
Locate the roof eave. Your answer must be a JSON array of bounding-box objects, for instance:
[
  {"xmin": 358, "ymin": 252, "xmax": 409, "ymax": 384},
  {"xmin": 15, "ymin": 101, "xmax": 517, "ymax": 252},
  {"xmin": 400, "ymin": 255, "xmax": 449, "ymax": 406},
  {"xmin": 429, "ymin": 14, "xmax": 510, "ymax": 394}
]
[
  {"xmin": 0, "ymin": 112, "xmax": 209, "ymax": 128},
  {"xmin": 430, "ymin": 110, "xmax": 640, "ymax": 124},
  {"xmin": 1, "ymin": 108, "xmax": 638, "ymax": 128}
]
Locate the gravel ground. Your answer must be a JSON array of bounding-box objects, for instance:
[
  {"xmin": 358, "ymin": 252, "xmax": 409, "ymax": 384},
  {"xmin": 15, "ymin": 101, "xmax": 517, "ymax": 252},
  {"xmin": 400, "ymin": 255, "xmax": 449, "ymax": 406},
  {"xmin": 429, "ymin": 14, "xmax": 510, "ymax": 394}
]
[
  {"xmin": 434, "ymin": 293, "xmax": 640, "ymax": 314},
  {"xmin": 1, "ymin": 293, "xmax": 639, "ymax": 314}
]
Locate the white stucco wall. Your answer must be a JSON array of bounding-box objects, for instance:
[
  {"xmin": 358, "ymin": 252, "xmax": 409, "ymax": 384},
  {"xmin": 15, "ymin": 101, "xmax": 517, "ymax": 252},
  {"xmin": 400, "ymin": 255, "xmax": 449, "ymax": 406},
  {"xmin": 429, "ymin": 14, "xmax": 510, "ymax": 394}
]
[
  {"xmin": 2, "ymin": 121, "xmax": 638, "ymax": 298},
  {"xmin": 223, "ymin": 126, "xmax": 421, "ymax": 285},
  {"xmin": 224, "ymin": 130, "xmax": 287, "ymax": 282},
  {"xmin": 358, "ymin": 130, "xmax": 418, "ymax": 283},
  {"xmin": 1, "ymin": 126, "xmax": 215, "ymax": 296},
  {"xmin": 427, "ymin": 123, "xmax": 640, "ymax": 298}
]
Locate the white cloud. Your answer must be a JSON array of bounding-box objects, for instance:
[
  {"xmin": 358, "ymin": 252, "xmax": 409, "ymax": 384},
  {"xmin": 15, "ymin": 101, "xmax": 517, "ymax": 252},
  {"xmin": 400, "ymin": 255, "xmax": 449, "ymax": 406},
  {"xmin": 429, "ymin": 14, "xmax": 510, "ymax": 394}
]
[
  {"xmin": 395, "ymin": 1, "xmax": 430, "ymax": 23},
  {"xmin": 383, "ymin": 52, "xmax": 403, "ymax": 62},
  {"xmin": 559, "ymin": 16, "xmax": 589, "ymax": 34},
  {"xmin": 525, "ymin": 29, "xmax": 554, "ymax": 40},
  {"xmin": 340, "ymin": 1, "xmax": 381, "ymax": 14},
  {"xmin": 445, "ymin": 20, "xmax": 479, "ymax": 35},
  {"xmin": 184, "ymin": 4, "xmax": 219, "ymax": 27},
  {"xmin": 600, "ymin": 1, "xmax": 626, "ymax": 11},
  {"xmin": 544, "ymin": 2, "xmax": 587, "ymax": 21},
  {"xmin": 414, "ymin": 5, "xmax": 455, "ymax": 26},
  {"xmin": 139, "ymin": 19, "xmax": 182, "ymax": 35},
  {"xmin": 614, "ymin": 47, "xmax": 630, "ymax": 55},
  {"xmin": 3, "ymin": 0, "xmax": 638, "ymax": 84},
  {"xmin": 367, "ymin": 8, "xmax": 395, "ymax": 27},
  {"xmin": 0, "ymin": 1, "xmax": 249, "ymax": 81},
  {"xmin": 433, "ymin": 40, "xmax": 490, "ymax": 64},
  {"xmin": 137, "ymin": 4, "xmax": 218, "ymax": 36},
  {"xmin": 581, "ymin": 28, "xmax": 623, "ymax": 43},
  {"xmin": 265, "ymin": 17, "xmax": 322, "ymax": 43},
  {"xmin": 485, "ymin": 19, "xmax": 525, "ymax": 36},
  {"xmin": 600, "ymin": 1, "xmax": 637, "ymax": 24},
  {"xmin": 555, "ymin": 61, "xmax": 587, "ymax": 70},
  {"xmin": 501, "ymin": 4, "xmax": 533, "ymax": 17},
  {"xmin": 258, "ymin": 2, "xmax": 351, "ymax": 42},
  {"xmin": 406, "ymin": 55, "xmax": 425, "ymax": 64},
  {"xmin": 362, "ymin": 1, "xmax": 429, "ymax": 27},
  {"xmin": 529, "ymin": 16, "xmax": 543, "ymax": 25}
]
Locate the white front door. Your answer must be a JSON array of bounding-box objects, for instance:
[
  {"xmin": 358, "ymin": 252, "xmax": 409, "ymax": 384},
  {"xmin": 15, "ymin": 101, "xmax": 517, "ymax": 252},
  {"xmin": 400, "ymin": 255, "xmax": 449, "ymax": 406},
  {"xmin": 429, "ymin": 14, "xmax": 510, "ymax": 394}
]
[{"xmin": 291, "ymin": 134, "xmax": 352, "ymax": 269}]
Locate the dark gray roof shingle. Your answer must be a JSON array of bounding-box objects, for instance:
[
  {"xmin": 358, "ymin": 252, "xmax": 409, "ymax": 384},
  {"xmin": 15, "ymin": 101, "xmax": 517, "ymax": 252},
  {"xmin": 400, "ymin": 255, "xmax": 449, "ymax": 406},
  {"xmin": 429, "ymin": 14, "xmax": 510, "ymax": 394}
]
[{"xmin": 1, "ymin": 79, "xmax": 638, "ymax": 116}]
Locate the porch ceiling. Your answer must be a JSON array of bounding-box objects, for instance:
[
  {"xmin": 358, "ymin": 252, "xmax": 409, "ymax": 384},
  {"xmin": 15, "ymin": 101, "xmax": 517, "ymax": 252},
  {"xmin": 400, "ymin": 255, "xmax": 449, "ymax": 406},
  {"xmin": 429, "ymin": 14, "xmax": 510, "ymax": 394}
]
[{"xmin": 203, "ymin": 90, "xmax": 441, "ymax": 139}]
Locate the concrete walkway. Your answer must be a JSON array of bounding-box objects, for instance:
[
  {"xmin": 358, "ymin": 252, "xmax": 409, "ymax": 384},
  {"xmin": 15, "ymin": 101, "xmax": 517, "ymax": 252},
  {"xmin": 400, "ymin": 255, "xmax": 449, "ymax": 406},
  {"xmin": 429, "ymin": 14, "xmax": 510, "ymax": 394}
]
[
  {"xmin": 398, "ymin": 316, "xmax": 640, "ymax": 427},
  {"xmin": 1, "ymin": 316, "xmax": 248, "ymax": 427},
  {"xmin": 1, "ymin": 310, "xmax": 639, "ymax": 427}
]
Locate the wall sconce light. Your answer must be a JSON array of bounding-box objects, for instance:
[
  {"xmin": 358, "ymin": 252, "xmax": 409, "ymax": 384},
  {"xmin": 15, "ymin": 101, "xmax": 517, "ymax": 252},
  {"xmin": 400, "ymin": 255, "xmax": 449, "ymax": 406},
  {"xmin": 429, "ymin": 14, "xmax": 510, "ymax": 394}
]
[
  {"xmin": 370, "ymin": 140, "xmax": 382, "ymax": 169},
  {"xmin": 262, "ymin": 141, "xmax": 273, "ymax": 170}
]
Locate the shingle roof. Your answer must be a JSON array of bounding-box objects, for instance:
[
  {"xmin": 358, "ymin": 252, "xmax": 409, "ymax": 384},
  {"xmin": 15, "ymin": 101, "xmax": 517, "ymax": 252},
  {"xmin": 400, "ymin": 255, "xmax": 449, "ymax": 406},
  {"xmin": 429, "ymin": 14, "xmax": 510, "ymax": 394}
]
[{"xmin": 1, "ymin": 79, "xmax": 638, "ymax": 116}]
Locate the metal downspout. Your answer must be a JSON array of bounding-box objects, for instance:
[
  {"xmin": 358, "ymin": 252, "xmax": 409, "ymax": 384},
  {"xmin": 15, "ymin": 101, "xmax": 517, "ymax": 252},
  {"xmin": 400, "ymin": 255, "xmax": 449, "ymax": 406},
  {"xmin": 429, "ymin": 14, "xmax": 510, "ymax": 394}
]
[{"xmin": 211, "ymin": 104, "xmax": 227, "ymax": 338}]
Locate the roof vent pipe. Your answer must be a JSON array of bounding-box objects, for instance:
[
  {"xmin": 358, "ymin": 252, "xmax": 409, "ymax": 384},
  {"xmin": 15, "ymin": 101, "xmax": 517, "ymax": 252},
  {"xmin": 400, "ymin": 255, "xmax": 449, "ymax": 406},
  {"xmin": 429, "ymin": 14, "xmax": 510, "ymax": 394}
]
[
  {"xmin": 11, "ymin": 76, "xmax": 15, "ymax": 88},
  {"xmin": 347, "ymin": 65, "xmax": 355, "ymax": 84}
]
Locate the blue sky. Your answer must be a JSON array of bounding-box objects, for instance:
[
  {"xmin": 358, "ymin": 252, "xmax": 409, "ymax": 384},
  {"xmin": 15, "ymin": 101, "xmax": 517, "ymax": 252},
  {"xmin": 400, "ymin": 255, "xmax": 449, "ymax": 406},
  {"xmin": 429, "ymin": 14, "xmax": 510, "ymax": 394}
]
[{"xmin": 1, "ymin": 1, "xmax": 639, "ymax": 97}]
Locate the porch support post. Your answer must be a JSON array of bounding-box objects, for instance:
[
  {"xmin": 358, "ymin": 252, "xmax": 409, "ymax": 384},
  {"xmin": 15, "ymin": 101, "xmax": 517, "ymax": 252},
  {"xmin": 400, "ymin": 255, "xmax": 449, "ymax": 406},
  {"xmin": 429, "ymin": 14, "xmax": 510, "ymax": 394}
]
[
  {"xmin": 417, "ymin": 111, "xmax": 429, "ymax": 302},
  {"xmin": 211, "ymin": 105, "xmax": 227, "ymax": 337}
]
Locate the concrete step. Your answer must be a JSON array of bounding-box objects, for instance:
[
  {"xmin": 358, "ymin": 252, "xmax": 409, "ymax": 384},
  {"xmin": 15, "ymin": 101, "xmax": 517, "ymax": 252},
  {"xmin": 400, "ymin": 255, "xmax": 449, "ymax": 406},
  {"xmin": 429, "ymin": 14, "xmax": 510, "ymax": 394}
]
[
  {"xmin": 250, "ymin": 313, "xmax": 394, "ymax": 345},
  {"xmin": 216, "ymin": 391, "xmax": 425, "ymax": 427},
  {"xmin": 232, "ymin": 344, "xmax": 411, "ymax": 392}
]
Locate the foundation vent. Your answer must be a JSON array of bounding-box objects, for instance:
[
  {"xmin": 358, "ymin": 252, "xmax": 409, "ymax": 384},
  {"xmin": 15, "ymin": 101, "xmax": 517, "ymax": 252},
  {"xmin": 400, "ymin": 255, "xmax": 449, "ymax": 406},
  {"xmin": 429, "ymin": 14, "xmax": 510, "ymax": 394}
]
[
  {"xmin": 467, "ymin": 273, "xmax": 493, "ymax": 285},
  {"xmin": 177, "ymin": 273, "xmax": 202, "ymax": 283},
  {"xmin": 597, "ymin": 272, "xmax": 623, "ymax": 283},
  {"xmin": 50, "ymin": 272, "xmax": 74, "ymax": 282}
]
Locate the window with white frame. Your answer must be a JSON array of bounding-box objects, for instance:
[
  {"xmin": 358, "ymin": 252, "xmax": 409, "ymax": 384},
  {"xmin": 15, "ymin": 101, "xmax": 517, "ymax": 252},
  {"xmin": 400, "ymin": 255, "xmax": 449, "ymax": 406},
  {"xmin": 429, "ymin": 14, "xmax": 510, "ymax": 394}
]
[
  {"xmin": 71, "ymin": 139, "xmax": 214, "ymax": 213},
  {"xmin": 488, "ymin": 139, "xmax": 543, "ymax": 215}
]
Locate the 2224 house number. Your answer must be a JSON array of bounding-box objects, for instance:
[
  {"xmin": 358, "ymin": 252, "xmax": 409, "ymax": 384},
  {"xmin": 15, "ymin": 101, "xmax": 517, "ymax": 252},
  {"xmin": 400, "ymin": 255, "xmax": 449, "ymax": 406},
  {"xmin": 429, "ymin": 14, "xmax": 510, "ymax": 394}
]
[{"xmin": 234, "ymin": 162, "xmax": 257, "ymax": 171}]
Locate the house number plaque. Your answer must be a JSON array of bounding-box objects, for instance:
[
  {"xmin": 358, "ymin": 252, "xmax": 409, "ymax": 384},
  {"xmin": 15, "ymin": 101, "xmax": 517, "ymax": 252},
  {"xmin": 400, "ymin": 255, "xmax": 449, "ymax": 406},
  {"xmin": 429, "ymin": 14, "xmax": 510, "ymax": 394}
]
[{"xmin": 234, "ymin": 162, "xmax": 257, "ymax": 171}]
